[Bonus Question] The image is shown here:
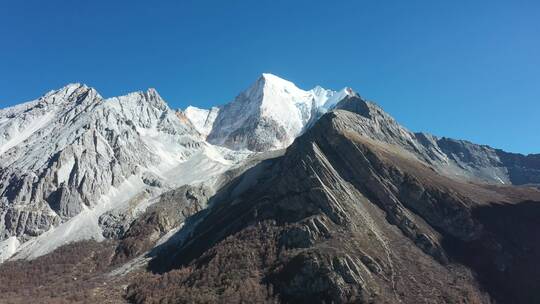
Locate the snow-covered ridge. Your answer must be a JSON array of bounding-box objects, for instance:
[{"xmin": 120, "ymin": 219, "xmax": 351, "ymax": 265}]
[{"xmin": 0, "ymin": 83, "xmax": 251, "ymax": 261}]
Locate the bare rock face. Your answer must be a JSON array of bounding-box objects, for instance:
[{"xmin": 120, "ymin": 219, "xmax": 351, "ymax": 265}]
[
  {"xmin": 439, "ymin": 134, "xmax": 540, "ymax": 187},
  {"xmin": 0, "ymin": 84, "xmax": 204, "ymax": 242},
  {"xmin": 98, "ymin": 210, "xmax": 133, "ymax": 240}
]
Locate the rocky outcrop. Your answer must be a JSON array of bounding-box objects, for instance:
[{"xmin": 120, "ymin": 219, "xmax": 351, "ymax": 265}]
[{"xmin": 112, "ymin": 184, "xmax": 211, "ymax": 263}]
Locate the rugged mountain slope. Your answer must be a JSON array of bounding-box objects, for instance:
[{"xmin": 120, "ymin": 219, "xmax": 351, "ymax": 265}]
[
  {"xmin": 128, "ymin": 97, "xmax": 540, "ymax": 304},
  {"xmin": 0, "ymin": 84, "xmax": 243, "ymax": 261},
  {"xmin": 433, "ymin": 137, "xmax": 540, "ymax": 185},
  {"xmin": 204, "ymin": 73, "xmax": 353, "ymax": 151},
  {"xmin": 333, "ymin": 96, "xmax": 540, "ymax": 185}
]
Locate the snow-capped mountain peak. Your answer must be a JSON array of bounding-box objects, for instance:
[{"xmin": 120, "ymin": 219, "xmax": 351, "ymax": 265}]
[
  {"xmin": 142, "ymin": 88, "xmax": 168, "ymax": 109},
  {"xmin": 258, "ymin": 73, "xmax": 307, "ymax": 96},
  {"xmin": 40, "ymin": 83, "xmax": 101, "ymax": 106},
  {"xmin": 44, "ymin": 82, "xmax": 87, "ymax": 97},
  {"xmin": 205, "ymin": 73, "xmax": 353, "ymax": 151},
  {"xmin": 240, "ymin": 73, "xmax": 313, "ymax": 110}
]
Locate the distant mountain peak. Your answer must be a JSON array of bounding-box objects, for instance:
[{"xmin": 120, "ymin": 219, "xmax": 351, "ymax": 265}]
[
  {"xmin": 205, "ymin": 74, "xmax": 352, "ymax": 151},
  {"xmin": 45, "ymin": 83, "xmax": 87, "ymax": 95},
  {"xmin": 40, "ymin": 83, "xmax": 101, "ymax": 106},
  {"xmin": 242, "ymin": 73, "xmax": 307, "ymax": 104},
  {"xmin": 142, "ymin": 88, "xmax": 168, "ymax": 109},
  {"xmin": 259, "ymin": 73, "xmax": 297, "ymax": 87}
]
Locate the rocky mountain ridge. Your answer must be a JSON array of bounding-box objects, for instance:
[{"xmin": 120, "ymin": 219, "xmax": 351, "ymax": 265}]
[
  {"xmin": 333, "ymin": 95, "xmax": 540, "ymax": 185},
  {"xmin": 0, "ymin": 83, "xmax": 244, "ymax": 262}
]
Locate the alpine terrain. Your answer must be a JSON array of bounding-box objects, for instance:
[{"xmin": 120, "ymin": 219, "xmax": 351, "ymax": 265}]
[{"xmin": 0, "ymin": 73, "xmax": 539, "ymax": 304}]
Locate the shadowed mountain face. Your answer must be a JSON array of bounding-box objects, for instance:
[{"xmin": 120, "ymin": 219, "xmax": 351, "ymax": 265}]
[
  {"xmin": 127, "ymin": 97, "xmax": 540, "ymax": 303},
  {"xmin": 443, "ymin": 199, "xmax": 540, "ymax": 304}
]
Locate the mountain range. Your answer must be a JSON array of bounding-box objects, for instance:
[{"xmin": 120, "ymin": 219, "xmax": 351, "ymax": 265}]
[{"xmin": 0, "ymin": 74, "xmax": 539, "ymax": 303}]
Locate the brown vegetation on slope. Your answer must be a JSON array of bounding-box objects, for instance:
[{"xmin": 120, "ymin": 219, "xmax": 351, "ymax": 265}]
[{"xmin": 0, "ymin": 240, "xmax": 127, "ymax": 304}]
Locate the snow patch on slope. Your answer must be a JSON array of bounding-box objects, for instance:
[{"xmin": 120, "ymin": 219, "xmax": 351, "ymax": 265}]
[
  {"xmin": 0, "ymin": 111, "xmax": 55, "ymax": 155},
  {"xmin": 10, "ymin": 143, "xmax": 245, "ymax": 260},
  {"xmin": 184, "ymin": 106, "xmax": 220, "ymax": 137},
  {"xmin": 0, "ymin": 237, "xmax": 20, "ymax": 263},
  {"xmin": 310, "ymin": 86, "xmax": 355, "ymax": 111},
  {"xmin": 13, "ymin": 174, "xmax": 145, "ymax": 260}
]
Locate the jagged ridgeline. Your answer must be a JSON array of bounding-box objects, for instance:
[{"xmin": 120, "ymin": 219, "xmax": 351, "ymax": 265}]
[{"xmin": 0, "ymin": 74, "xmax": 539, "ymax": 303}]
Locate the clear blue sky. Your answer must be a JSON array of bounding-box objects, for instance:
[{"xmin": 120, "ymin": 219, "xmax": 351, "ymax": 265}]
[{"xmin": 1, "ymin": 1, "xmax": 539, "ymax": 154}]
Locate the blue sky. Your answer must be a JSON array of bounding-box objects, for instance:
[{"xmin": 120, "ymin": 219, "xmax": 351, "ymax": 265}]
[{"xmin": 1, "ymin": 0, "xmax": 539, "ymax": 154}]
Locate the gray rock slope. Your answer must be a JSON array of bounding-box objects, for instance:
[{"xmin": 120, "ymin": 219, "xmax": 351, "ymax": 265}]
[
  {"xmin": 334, "ymin": 95, "xmax": 540, "ymax": 185},
  {"xmin": 0, "ymin": 84, "xmax": 204, "ymax": 242}
]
